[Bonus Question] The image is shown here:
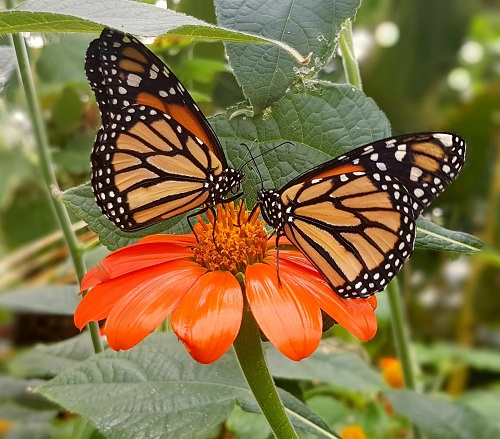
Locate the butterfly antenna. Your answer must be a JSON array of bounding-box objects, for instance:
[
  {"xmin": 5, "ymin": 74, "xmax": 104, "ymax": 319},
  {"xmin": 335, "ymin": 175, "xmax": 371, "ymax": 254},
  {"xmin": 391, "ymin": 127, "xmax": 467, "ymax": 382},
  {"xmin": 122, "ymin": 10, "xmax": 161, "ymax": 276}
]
[
  {"xmin": 239, "ymin": 141, "xmax": 294, "ymax": 171},
  {"xmin": 237, "ymin": 140, "xmax": 257, "ymax": 172},
  {"xmin": 239, "ymin": 142, "xmax": 265, "ymax": 192}
]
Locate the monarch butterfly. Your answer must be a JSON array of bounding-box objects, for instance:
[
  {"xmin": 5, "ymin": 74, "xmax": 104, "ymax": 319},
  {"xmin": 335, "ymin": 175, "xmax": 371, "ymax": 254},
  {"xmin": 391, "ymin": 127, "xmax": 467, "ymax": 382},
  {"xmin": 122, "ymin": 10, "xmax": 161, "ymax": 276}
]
[
  {"xmin": 85, "ymin": 27, "xmax": 243, "ymax": 231},
  {"xmin": 257, "ymin": 133, "xmax": 466, "ymax": 299}
]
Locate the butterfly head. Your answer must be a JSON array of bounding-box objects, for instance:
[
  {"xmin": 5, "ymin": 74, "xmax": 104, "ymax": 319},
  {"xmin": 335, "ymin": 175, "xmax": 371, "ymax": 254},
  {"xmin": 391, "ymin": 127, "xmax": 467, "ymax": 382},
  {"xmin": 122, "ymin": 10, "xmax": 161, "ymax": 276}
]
[
  {"xmin": 208, "ymin": 168, "xmax": 245, "ymax": 207},
  {"xmin": 226, "ymin": 168, "xmax": 244, "ymax": 194}
]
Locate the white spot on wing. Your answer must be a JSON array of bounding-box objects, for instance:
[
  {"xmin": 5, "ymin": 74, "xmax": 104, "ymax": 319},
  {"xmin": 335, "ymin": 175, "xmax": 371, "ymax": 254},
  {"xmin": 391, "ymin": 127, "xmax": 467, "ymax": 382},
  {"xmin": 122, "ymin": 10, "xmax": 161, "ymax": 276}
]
[
  {"xmin": 410, "ymin": 166, "xmax": 423, "ymax": 181},
  {"xmin": 432, "ymin": 133, "xmax": 453, "ymax": 147}
]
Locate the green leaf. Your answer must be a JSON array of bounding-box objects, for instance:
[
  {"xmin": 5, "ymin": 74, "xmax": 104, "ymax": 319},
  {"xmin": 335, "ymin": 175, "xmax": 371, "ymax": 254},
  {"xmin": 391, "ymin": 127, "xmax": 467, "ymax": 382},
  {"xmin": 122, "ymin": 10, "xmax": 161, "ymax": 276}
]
[
  {"xmin": 307, "ymin": 396, "xmax": 354, "ymax": 428},
  {"xmin": 216, "ymin": 0, "xmax": 361, "ymax": 111},
  {"xmin": 52, "ymin": 134, "xmax": 93, "ymax": 176},
  {"xmin": 0, "ymin": 0, "xmax": 306, "ymax": 62},
  {"xmin": 63, "ymin": 83, "xmax": 390, "ymax": 250},
  {"xmin": 0, "ymin": 285, "xmax": 80, "ymax": 315},
  {"xmin": 9, "ymin": 333, "xmax": 98, "ymax": 379},
  {"xmin": 226, "ymin": 405, "xmax": 272, "ymax": 439},
  {"xmin": 266, "ymin": 340, "xmax": 385, "ymax": 392},
  {"xmin": 0, "ymin": 377, "xmax": 58, "ymax": 411},
  {"xmin": 385, "ymin": 389, "xmax": 500, "ymax": 439},
  {"xmin": 460, "ymin": 389, "xmax": 500, "ymax": 429},
  {"xmin": 415, "ymin": 343, "xmax": 500, "ymax": 373},
  {"xmin": 213, "ymin": 82, "xmax": 391, "ymax": 207},
  {"xmin": 36, "ymin": 33, "xmax": 93, "ymax": 83},
  {"xmin": 50, "ymin": 86, "xmax": 83, "ymax": 134},
  {"xmin": 415, "ymin": 217, "xmax": 482, "ymax": 254},
  {"xmin": 36, "ymin": 333, "xmax": 336, "ymax": 439},
  {"xmin": 181, "ymin": 58, "xmax": 229, "ymax": 84}
]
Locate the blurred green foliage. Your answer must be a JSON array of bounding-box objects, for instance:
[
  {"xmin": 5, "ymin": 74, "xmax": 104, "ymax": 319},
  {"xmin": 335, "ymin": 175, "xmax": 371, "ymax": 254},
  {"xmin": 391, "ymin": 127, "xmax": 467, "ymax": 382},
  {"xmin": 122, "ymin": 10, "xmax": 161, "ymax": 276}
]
[{"xmin": 0, "ymin": 0, "xmax": 499, "ymax": 438}]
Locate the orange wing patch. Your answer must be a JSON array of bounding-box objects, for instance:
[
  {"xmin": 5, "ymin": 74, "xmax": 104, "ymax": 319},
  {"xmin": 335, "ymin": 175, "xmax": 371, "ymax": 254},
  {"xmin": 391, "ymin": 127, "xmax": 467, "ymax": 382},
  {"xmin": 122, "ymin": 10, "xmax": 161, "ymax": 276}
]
[
  {"xmin": 164, "ymin": 103, "xmax": 214, "ymax": 152},
  {"xmin": 122, "ymin": 46, "xmax": 148, "ymax": 64}
]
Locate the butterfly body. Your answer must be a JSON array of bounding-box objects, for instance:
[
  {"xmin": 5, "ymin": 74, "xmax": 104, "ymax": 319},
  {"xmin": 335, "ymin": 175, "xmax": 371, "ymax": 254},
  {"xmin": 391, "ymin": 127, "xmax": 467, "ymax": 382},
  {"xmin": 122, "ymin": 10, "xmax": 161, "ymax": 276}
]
[
  {"xmin": 258, "ymin": 133, "xmax": 466, "ymax": 299},
  {"xmin": 85, "ymin": 28, "xmax": 243, "ymax": 231}
]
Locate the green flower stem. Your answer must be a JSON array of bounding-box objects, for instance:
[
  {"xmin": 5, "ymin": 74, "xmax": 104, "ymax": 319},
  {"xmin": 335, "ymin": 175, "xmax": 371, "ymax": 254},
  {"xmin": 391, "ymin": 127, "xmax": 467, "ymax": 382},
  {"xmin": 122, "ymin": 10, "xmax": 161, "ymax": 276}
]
[
  {"xmin": 338, "ymin": 19, "xmax": 363, "ymax": 90},
  {"xmin": 340, "ymin": 15, "xmax": 420, "ymax": 439},
  {"xmin": 7, "ymin": 13, "xmax": 103, "ymax": 354},
  {"xmin": 387, "ymin": 280, "xmax": 422, "ymax": 439},
  {"xmin": 233, "ymin": 302, "xmax": 298, "ymax": 439}
]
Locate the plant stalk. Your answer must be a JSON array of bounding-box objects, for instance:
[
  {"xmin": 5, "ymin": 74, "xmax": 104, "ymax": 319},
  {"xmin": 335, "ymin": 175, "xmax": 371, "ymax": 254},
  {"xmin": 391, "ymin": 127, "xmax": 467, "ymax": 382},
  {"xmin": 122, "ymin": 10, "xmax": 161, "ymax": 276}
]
[
  {"xmin": 233, "ymin": 302, "xmax": 298, "ymax": 439},
  {"xmin": 387, "ymin": 280, "xmax": 422, "ymax": 439},
  {"xmin": 7, "ymin": 12, "xmax": 103, "ymax": 353},
  {"xmin": 339, "ymin": 19, "xmax": 363, "ymax": 89}
]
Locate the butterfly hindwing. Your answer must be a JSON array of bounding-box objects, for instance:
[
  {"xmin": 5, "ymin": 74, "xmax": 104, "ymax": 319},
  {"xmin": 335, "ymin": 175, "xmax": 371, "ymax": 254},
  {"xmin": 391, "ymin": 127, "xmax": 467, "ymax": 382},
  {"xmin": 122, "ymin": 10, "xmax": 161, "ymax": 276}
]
[
  {"xmin": 92, "ymin": 104, "xmax": 225, "ymax": 230},
  {"xmin": 259, "ymin": 133, "xmax": 466, "ymax": 299}
]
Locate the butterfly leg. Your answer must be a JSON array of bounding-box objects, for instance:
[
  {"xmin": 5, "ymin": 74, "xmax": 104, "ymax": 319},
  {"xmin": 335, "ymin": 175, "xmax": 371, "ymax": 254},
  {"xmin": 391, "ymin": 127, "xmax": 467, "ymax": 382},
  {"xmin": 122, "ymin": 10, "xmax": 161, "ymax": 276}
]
[
  {"xmin": 187, "ymin": 204, "xmax": 223, "ymax": 251},
  {"xmin": 274, "ymin": 234, "xmax": 282, "ymax": 287},
  {"xmin": 186, "ymin": 206, "xmax": 209, "ymax": 243}
]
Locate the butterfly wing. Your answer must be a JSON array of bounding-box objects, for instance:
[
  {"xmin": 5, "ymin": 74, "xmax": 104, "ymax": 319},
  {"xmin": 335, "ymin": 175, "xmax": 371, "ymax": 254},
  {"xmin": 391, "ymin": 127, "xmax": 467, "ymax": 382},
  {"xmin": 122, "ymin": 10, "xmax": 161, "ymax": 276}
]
[
  {"xmin": 85, "ymin": 28, "xmax": 241, "ymax": 231},
  {"xmin": 261, "ymin": 132, "xmax": 466, "ymax": 298},
  {"xmin": 92, "ymin": 104, "xmax": 228, "ymax": 230},
  {"xmin": 86, "ymin": 27, "xmax": 224, "ymax": 162}
]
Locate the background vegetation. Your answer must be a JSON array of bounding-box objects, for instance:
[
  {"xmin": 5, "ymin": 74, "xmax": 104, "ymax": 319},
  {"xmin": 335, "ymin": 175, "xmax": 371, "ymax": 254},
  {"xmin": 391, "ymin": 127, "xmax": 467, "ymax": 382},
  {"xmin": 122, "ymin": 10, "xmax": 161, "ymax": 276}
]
[{"xmin": 0, "ymin": 0, "xmax": 499, "ymax": 438}]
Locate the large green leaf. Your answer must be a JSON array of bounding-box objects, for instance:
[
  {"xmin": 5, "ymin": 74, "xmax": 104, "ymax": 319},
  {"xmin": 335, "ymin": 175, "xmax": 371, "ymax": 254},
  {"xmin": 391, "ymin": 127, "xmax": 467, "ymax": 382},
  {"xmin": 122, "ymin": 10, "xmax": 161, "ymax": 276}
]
[
  {"xmin": 0, "ymin": 377, "xmax": 54, "ymax": 410},
  {"xmin": 385, "ymin": 389, "xmax": 500, "ymax": 439},
  {"xmin": 266, "ymin": 341, "xmax": 385, "ymax": 392},
  {"xmin": 9, "ymin": 333, "xmax": 98, "ymax": 379},
  {"xmin": 36, "ymin": 333, "xmax": 335, "ymax": 439},
  {"xmin": 0, "ymin": 285, "xmax": 80, "ymax": 315},
  {"xmin": 213, "ymin": 82, "xmax": 391, "ymax": 206},
  {"xmin": 216, "ymin": 0, "xmax": 361, "ymax": 111},
  {"xmin": 0, "ymin": 0, "xmax": 306, "ymax": 62}
]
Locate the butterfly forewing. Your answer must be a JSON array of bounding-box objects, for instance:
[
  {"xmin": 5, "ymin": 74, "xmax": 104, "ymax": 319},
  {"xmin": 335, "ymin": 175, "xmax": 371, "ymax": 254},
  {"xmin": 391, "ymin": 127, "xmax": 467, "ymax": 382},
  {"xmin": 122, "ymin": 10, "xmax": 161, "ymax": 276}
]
[
  {"xmin": 85, "ymin": 27, "xmax": 243, "ymax": 231},
  {"xmin": 260, "ymin": 133, "xmax": 466, "ymax": 299}
]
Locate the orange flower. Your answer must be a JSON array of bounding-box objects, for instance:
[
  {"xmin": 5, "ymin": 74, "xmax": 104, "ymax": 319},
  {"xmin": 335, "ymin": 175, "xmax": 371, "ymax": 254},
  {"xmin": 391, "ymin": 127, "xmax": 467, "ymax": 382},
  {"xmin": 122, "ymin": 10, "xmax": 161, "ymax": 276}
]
[
  {"xmin": 380, "ymin": 357, "xmax": 404, "ymax": 388},
  {"xmin": 75, "ymin": 202, "xmax": 377, "ymax": 364},
  {"xmin": 340, "ymin": 424, "xmax": 368, "ymax": 439}
]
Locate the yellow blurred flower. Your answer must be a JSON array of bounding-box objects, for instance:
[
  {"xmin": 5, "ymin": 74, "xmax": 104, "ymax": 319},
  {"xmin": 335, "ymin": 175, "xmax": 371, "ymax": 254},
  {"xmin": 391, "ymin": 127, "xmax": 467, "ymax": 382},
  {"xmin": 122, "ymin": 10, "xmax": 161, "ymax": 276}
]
[
  {"xmin": 380, "ymin": 357, "xmax": 404, "ymax": 388},
  {"xmin": 340, "ymin": 424, "xmax": 368, "ymax": 439},
  {"xmin": 0, "ymin": 419, "xmax": 13, "ymax": 436}
]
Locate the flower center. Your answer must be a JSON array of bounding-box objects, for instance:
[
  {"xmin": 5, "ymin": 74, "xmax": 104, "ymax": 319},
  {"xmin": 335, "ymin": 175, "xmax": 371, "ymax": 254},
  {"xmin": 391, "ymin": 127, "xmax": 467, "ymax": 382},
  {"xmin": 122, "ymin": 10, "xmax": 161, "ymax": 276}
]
[{"xmin": 193, "ymin": 202, "xmax": 268, "ymax": 274}]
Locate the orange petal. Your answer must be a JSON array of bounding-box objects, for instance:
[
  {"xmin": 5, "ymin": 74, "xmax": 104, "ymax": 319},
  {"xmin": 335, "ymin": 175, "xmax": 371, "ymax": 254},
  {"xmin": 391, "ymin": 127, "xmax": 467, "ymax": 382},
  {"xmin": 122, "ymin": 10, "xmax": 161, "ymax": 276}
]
[
  {"xmin": 104, "ymin": 260, "xmax": 207, "ymax": 351},
  {"xmin": 81, "ymin": 240, "xmax": 193, "ymax": 290},
  {"xmin": 77, "ymin": 262, "xmax": 174, "ymax": 329},
  {"xmin": 246, "ymin": 263, "xmax": 322, "ymax": 361},
  {"xmin": 75, "ymin": 260, "xmax": 202, "ymax": 328},
  {"xmin": 171, "ymin": 271, "xmax": 243, "ymax": 364},
  {"xmin": 273, "ymin": 249, "xmax": 321, "ymax": 274},
  {"xmin": 138, "ymin": 233, "xmax": 196, "ymax": 246},
  {"xmin": 277, "ymin": 257, "xmax": 378, "ymax": 341}
]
